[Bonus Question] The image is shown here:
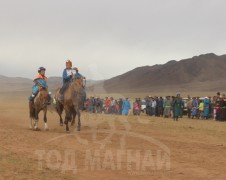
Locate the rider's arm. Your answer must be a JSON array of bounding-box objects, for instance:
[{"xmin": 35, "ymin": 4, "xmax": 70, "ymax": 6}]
[{"xmin": 36, "ymin": 79, "xmax": 47, "ymax": 88}]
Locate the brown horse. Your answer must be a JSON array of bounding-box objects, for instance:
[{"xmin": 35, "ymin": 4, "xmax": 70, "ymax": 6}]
[
  {"xmin": 55, "ymin": 88, "xmax": 77, "ymax": 127},
  {"xmin": 55, "ymin": 77, "xmax": 84, "ymax": 132},
  {"xmin": 29, "ymin": 87, "xmax": 49, "ymax": 130}
]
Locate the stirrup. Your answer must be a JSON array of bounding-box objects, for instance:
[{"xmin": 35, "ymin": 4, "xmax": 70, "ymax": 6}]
[{"xmin": 53, "ymin": 98, "xmax": 56, "ymax": 105}]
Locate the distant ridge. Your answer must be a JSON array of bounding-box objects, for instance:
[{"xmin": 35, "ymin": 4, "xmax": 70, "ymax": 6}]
[
  {"xmin": 2, "ymin": 53, "xmax": 226, "ymax": 93},
  {"xmin": 90, "ymin": 53, "xmax": 226, "ymax": 93}
]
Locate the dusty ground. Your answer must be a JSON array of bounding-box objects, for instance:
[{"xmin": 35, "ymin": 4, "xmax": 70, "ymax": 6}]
[{"xmin": 1, "ymin": 93, "xmax": 226, "ymax": 180}]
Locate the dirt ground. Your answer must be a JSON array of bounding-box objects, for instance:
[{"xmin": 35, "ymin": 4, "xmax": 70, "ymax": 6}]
[{"xmin": 1, "ymin": 93, "xmax": 226, "ymax": 180}]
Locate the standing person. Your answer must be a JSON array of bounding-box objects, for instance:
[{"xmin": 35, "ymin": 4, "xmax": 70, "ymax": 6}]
[
  {"xmin": 216, "ymin": 92, "xmax": 221, "ymax": 120},
  {"xmin": 84, "ymin": 98, "xmax": 90, "ymax": 112},
  {"xmin": 114, "ymin": 100, "xmax": 120, "ymax": 114},
  {"xmin": 199, "ymin": 100, "xmax": 204, "ymax": 119},
  {"xmin": 222, "ymin": 94, "xmax": 226, "ymax": 121},
  {"xmin": 138, "ymin": 98, "xmax": 142, "ymax": 115},
  {"xmin": 88, "ymin": 97, "xmax": 94, "ymax": 113},
  {"xmin": 118, "ymin": 98, "xmax": 123, "ymax": 115},
  {"xmin": 196, "ymin": 97, "xmax": 200, "ymax": 118},
  {"xmin": 148, "ymin": 97, "xmax": 153, "ymax": 116},
  {"xmin": 171, "ymin": 96, "xmax": 175, "ymax": 119},
  {"xmin": 208, "ymin": 96, "xmax": 213, "ymax": 119},
  {"xmin": 155, "ymin": 97, "xmax": 159, "ymax": 116},
  {"xmin": 172, "ymin": 93, "xmax": 182, "ymax": 121},
  {"xmin": 105, "ymin": 97, "xmax": 111, "ymax": 114},
  {"xmin": 110, "ymin": 97, "xmax": 115, "ymax": 114},
  {"xmin": 215, "ymin": 98, "xmax": 221, "ymax": 121},
  {"xmin": 93, "ymin": 97, "xmax": 97, "ymax": 113},
  {"xmin": 158, "ymin": 97, "xmax": 164, "ymax": 117},
  {"xmin": 203, "ymin": 97, "xmax": 210, "ymax": 119},
  {"xmin": 151, "ymin": 97, "xmax": 157, "ymax": 116},
  {"xmin": 122, "ymin": 98, "xmax": 131, "ymax": 116},
  {"xmin": 191, "ymin": 97, "xmax": 198, "ymax": 119},
  {"xmin": 28, "ymin": 67, "xmax": 51, "ymax": 104},
  {"xmin": 187, "ymin": 97, "xmax": 192, "ymax": 118},
  {"xmin": 145, "ymin": 96, "xmax": 150, "ymax": 115},
  {"xmin": 133, "ymin": 98, "xmax": 138, "ymax": 115},
  {"xmin": 163, "ymin": 96, "xmax": 171, "ymax": 118},
  {"xmin": 133, "ymin": 101, "xmax": 140, "ymax": 116},
  {"xmin": 96, "ymin": 97, "xmax": 102, "ymax": 113}
]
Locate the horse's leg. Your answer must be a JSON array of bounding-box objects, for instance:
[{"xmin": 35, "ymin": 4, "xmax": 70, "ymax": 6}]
[
  {"xmin": 77, "ymin": 110, "xmax": 81, "ymax": 131},
  {"xmin": 65, "ymin": 110, "xmax": 70, "ymax": 133},
  {"xmin": 34, "ymin": 108, "xmax": 40, "ymax": 130},
  {"xmin": 43, "ymin": 107, "xmax": 48, "ymax": 130},
  {"xmin": 29, "ymin": 102, "xmax": 35, "ymax": 129},
  {"xmin": 71, "ymin": 111, "xmax": 76, "ymax": 126},
  {"xmin": 30, "ymin": 118, "xmax": 33, "ymax": 129},
  {"xmin": 56, "ymin": 103, "xmax": 64, "ymax": 126},
  {"xmin": 60, "ymin": 114, "xmax": 63, "ymax": 126}
]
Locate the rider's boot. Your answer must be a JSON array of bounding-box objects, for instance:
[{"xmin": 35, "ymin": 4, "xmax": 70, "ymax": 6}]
[{"xmin": 28, "ymin": 94, "xmax": 35, "ymax": 102}]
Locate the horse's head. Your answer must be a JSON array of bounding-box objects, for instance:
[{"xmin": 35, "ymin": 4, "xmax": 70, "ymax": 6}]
[{"xmin": 70, "ymin": 77, "xmax": 84, "ymax": 108}]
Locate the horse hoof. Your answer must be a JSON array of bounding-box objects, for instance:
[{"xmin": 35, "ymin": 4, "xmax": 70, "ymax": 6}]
[
  {"xmin": 34, "ymin": 128, "xmax": 40, "ymax": 131},
  {"xmin": 60, "ymin": 123, "xmax": 63, "ymax": 126},
  {"xmin": 77, "ymin": 128, "xmax": 80, "ymax": 131},
  {"xmin": 66, "ymin": 130, "xmax": 70, "ymax": 133}
]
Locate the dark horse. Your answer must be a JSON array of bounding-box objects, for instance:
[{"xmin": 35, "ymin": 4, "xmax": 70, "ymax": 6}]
[
  {"xmin": 29, "ymin": 87, "xmax": 49, "ymax": 130},
  {"xmin": 55, "ymin": 78, "xmax": 84, "ymax": 132}
]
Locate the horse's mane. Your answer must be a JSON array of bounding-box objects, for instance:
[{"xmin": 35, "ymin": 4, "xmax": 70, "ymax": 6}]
[{"xmin": 70, "ymin": 78, "xmax": 84, "ymax": 91}]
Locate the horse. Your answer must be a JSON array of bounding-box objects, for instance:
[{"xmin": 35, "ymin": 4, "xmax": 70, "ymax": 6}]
[
  {"xmin": 29, "ymin": 87, "xmax": 49, "ymax": 130},
  {"xmin": 55, "ymin": 77, "xmax": 84, "ymax": 132},
  {"xmin": 55, "ymin": 88, "xmax": 76, "ymax": 127}
]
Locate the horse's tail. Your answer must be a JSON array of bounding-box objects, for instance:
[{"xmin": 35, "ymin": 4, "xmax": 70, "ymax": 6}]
[
  {"xmin": 29, "ymin": 101, "xmax": 35, "ymax": 119},
  {"xmin": 54, "ymin": 88, "xmax": 64, "ymax": 114}
]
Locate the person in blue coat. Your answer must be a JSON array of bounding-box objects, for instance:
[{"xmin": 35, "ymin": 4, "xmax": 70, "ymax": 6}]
[
  {"xmin": 73, "ymin": 67, "xmax": 85, "ymax": 79},
  {"xmin": 172, "ymin": 93, "xmax": 183, "ymax": 121},
  {"xmin": 28, "ymin": 67, "xmax": 51, "ymax": 104},
  {"xmin": 191, "ymin": 97, "xmax": 198, "ymax": 119},
  {"xmin": 203, "ymin": 97, "xmax": 210, "ymax": 119},
  {"xmin": 122, "ymin": 98, "xmax": 131, "ymax": 115},
  {"xmin": 62, "ymin": 60, "xmax": 74, "ymax": 84},
  {"xmin": 59, "ymin": 60, "xmax": 75, "ymax": 101}
]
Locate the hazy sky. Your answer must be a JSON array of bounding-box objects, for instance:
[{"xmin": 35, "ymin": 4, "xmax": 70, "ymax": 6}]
[{"xmin": 0, "ymin": 0, "xmax": 225, "ymax": 80}]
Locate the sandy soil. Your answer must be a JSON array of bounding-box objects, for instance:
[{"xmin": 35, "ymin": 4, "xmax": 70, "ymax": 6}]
[{"xmin": 0, "ymin": 93, "xmax": 226, "ymax": 180}]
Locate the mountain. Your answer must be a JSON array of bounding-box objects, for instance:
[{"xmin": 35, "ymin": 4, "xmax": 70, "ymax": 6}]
[
  {"xmin": 91, "ymin": 53, "xmax": 226, "ymax": 93},
  {"xmin": 0, "ymin": 75, "xmax": 101, "ymax": 93},
  {"xmin": 2, "ymin": 53, "xmax": 226, "ymax": 94}
]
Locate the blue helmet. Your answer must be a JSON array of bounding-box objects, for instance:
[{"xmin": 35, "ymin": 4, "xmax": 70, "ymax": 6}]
[{"xmin": 38, "ymin": 67, "xmax": 46, "ymax": 73}]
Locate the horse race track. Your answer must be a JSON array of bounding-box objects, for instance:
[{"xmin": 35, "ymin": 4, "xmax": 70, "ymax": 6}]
[{"xmin": 1, "ymin": 93, "xmax": 226, "ymax": 180}]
